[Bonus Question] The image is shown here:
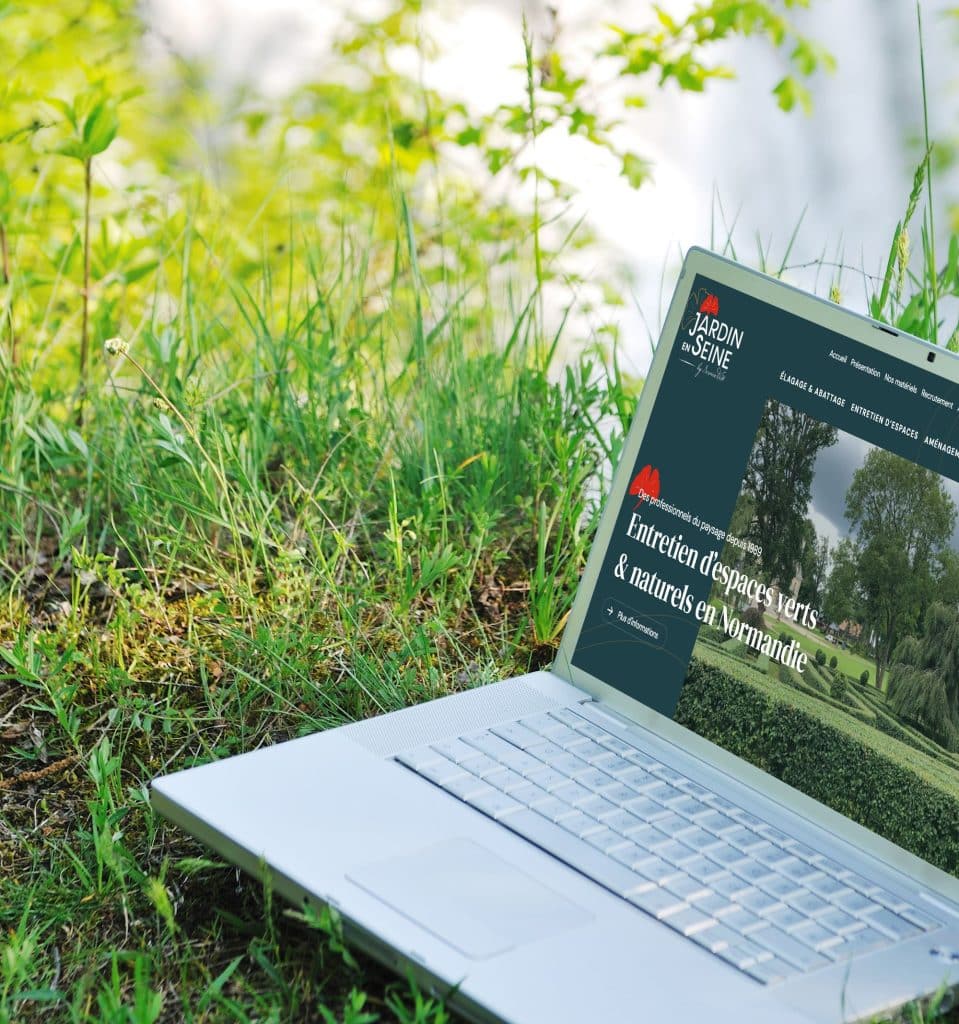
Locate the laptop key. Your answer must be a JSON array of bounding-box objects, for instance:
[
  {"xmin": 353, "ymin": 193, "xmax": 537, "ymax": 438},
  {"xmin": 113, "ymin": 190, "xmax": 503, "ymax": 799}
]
[
  {"xmin": 872, "ymin": 887, "xmax": 911, "ymax": 913},
  {"xmin": 628, "ymin": 886, "xmax": 689, "ymax": 920},
  {"xmin": 735, "ymin": 889, "xmax": 781, "ymax": 915},
  {"xmin": 806, "ymin": 874, "xmax": 847, "ymax": 899},
  {"xmin": 396, "ymin": 747, "xmax": 443, "ymax": 771},
  {"xmin": 603, "ymin": 809, "xmax": 643, "ymax": 836},
  {"xmin": 678, "ymin": 780, "xmax": 710, "ymax": 799},
  {"xmin": 609, "ymin": 842, "xmax": 649, "ymax": 871},
  {"xmin": 757, "ymin": 824, "xmax": 791, "ymax": 845},
  {"xmin": 461, "ymin": 732, "xmax": 521, "ymax": 760},
  {"xmin": 863, "ymin": 907, "xmax": 921, "ymax": 941},
  {"xmin": 730, "ymin": 809, "xmax": 764, "ymax": 830},
  {"xmin": 844, "ymin": 872, "xmax": 882, "ymax": 897},
  {"xmin": 559, "ymin": 811, "xmax": 605, "ymax": 839},
  {"xmin": 577, "ymin": 794, "xmax": 617, "ymax": 818},
  {"xmin": 711, "ymin": 873, "xmax": 750, "ymax": 899},
  {"xmin": 681, "ymin": 827, "xmax": 722, "ymax": 853},
  {"xmin": 690, "ymin": 922, "xmax": 741, "ymax": 954},
  {"xmin": 716, "ymin": 944, "xmax": 760, "ymax": 970},
  {"xmin": 490, "ymin": 747, "xmax": 542, "ymax": 776},
  {"xmin": 618, "ymin": 766, "xmax": 653, "ymax": 788},
  {"xmin": 786, "ymin": 840, "xmax": 821, "ymax": 862},
  {"xmin": 704, "ymin": 794, "xmax": 738, "ymax": 815},
  {"xmin": 709, "ymin": 845, "xmax": 749, "ymax": 869},
  {"xmin": 466, "ymin": 789, "xmax": 524, "ymax": 820},
  {"xmin": 827, "ymin": 926, "xmax": 887, "ymax": 960},
  {"xmin": 460, "ymin": 753, "xmax": 504, "ymax": 779},
  {"xmin": 733, "ymin": 861, "xmax": 776, "ymax": 886},
  {"xmin": 759, "ymin": 927, "xmax": 829, "ymax": 970},
  {"xmin": 816, "ymin": 908, "xmax": 860, "ymax": 935},
  {"xmin": 623, "ymin": 795, "xmax": 667, "ymax": 821},
  {"xmin": 598, "ymin": 735, "xmax": 634, "ymax": 755},
  {"xmin": 790, "ymin": 921, "xmax": 841, "ymax": 952},
  {"xmin": 577, "ymin": 768, "xmax": 616, "ymax": 791},
  {"xmin": 764, "ymin": 905, "xmax": 806, "ymax": 932},
  {"xmin": 546, "ymin": 708, "xmax": 588, "ymax": 729},
  {"xmin": 584, "ymin": 828, "xmax": 632, "ymax": 855},
  {"xmin": 524, "ymin": 739, "xmax": 566, "ymax": 762},
  {"xmin": 743, "ymin": 956, "xmax": 795, "ymax": 984},
  {"xmin": 725, "ymin": 827, "xmax": 767, "ymax": 853},
  {"xmin": 657, "ymin": 839, "xmax": 698, "ymax": 867},
  {"xmin": 444, "ymin": 775, "xmax": 497, "ymax": 801},
  {"xmin": 760, "ymin": 875, "xmax": 803, "ymax": 901},
  {"xmin": 570, "ymin": 739, "xmax": 609, "ymax": 761},
  {"xmin": 519, "ymin": 712, "xmax": 570, "ymax": 738},
  {"xmin": 490, "ymin": 721, "xmax": 542, "ymax": 748},
  {"xmin": 623, "ymin": 822, "xmax": 667, "ymax": 846},
  {"xmin": 651, "ymin": 811, "xmax": 693, "ymax": 836},
  {"xmin": 832, "ymin": 888, "xmax": 875, "ymax": 916},
  {"xmin": 486, "ymin": 768, "xmax": 532, "ymax": 794},
  {"xmin": 672, "ymin": 796, "xmax": 709, "ymax": 819},
  {"xmin": 663, "ymin": 875, "xmax": 710, "ymax": 903},
  {"xmin": 787, "ymin": 889, "xmax": 831, "ymax": 917},
  {"xmin": 625, "ymin": 749, "xmax": 660, "ymax": 771},
  {"xmin": 778, "ymin": 857, "xmax": 820, "ymax": 883},
  {"xmin": 592, "ymin": 753, "xmax": 634, "ymax": 776},
  {"xmin": 683, "ymin": 855, "xmax": 728, "ymax": 885},
  {"xmin": 433, "ymin": 738, "xmax": 481, "ymax": 763},
  {"xmin": 898, "ymin": 905, "xmax": 941, "ymax": 931},
  {"xmin": 529, "ymin": 794, "xmax": 576, "ymax": 821},
  {"xmin": 547, "ymin": 754, "xmax": 590, "ymax": 777},
  {"xmin": 551, "ymin": 779, "xmax": 591, "ymax": 805},
  {"xmin": 753, "ymin": 842, "xmax": 793, "ymax": 868},
  {"xmin": 416, "ymin": 759, "xmax": 470, "ymax": 787},
  {"xmin": 721, "ymin": 906, "xmax": 768, "ymax": 935},
  {"xmin": 633, "ymin": 854, "xmax": 681, "ymax": 885},
  {"xmin": 525, "ymin": 766, "xmax": 571, "ymax": 792},
  {"xmin": 663, "ymin": 906, "xmax": 717, "ymax": 936},
  {"xmin": 556, "ymin": 731, "xmax": 593, "ymax": 752},
  {"xmin": 603, "ymin": 783, "xmax": 641, "ymax": 806},
  {"xmin": 502, "ymin": 810, "xmax": 649, "ymax": 897},
  {"xmin": 698, "ymin": 810, "xmax": 739, "ymax": 836}
]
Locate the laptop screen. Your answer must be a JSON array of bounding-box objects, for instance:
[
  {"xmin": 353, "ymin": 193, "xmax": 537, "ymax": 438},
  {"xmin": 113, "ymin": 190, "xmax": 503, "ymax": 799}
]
[{"xmin": 572, "ymin": 273, "xmax": 959, "ymax": 874}]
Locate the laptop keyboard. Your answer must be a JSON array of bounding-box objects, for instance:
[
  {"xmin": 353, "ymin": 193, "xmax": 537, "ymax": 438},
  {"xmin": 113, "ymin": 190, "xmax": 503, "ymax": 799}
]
[{"xmin": 396, "ymin": 703, "xmax": 941, "ymax": 984}]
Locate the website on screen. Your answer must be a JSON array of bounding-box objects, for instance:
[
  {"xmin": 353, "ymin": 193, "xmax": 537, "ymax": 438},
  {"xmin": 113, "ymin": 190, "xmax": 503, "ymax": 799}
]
[{"xmin": 573, "ymin": 278, "xmax": 959, "ymax": 875}]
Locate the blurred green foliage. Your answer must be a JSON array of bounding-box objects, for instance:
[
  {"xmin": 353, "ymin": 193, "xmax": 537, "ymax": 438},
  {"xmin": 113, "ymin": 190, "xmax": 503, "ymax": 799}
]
[{"xmin": 0, "ymin": 0, "xmax": 835, "ymax": 395}]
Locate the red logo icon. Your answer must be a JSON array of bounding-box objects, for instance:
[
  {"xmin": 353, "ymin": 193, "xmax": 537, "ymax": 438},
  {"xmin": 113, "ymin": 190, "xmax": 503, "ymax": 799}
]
[
  {"xmin": 699, "ymin": 294, "xmax": 719, "ymax": 315},
  {"xmin": 628, "ymin": 464, "xmax": 660, "ymax": 509}
]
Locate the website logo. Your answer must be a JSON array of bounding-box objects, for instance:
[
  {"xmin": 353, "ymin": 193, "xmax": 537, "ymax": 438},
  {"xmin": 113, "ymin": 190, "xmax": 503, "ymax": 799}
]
[
  {"xmin": 629, "ymin": 464, "xmax": 660, "ymax": 508},
  {"xmin": 679, "ymin": 288, "xmax": 743, "ymax": 382}
]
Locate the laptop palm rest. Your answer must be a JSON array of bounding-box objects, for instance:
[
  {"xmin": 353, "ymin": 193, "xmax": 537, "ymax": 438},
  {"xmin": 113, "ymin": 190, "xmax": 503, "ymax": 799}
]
[{"xmin": 346, "ymin": 837, "xmax": 593, "ymax": 959}]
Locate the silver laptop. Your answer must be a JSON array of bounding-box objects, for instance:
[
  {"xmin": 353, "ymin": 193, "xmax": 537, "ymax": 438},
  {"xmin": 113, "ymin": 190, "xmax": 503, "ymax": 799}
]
[{"xmin": 152, "ymin": 247, "xmax": 959, "ymax": 1023}]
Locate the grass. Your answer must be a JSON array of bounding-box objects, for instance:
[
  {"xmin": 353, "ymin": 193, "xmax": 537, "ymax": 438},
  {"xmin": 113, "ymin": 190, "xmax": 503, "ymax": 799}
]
[
  {"xmin": 0, "ymin": 189, "xmax": 635, "ymax": 1021},
  {"xmin": 2, "ymin": 238, "xmax": 957, "ymax": 1023}
]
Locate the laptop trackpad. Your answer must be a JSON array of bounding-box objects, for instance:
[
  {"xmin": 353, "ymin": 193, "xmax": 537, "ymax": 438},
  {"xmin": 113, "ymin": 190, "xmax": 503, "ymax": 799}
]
[{"xmin": 346, "ymin": 837, "xmax": 593, "ymax": 959}]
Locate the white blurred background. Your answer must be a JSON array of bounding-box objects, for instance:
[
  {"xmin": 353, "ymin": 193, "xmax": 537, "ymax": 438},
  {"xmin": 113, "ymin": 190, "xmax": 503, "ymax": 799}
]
[{"xmin": 142, "ymin": 0, "xmax": 959, "ymax": 373}]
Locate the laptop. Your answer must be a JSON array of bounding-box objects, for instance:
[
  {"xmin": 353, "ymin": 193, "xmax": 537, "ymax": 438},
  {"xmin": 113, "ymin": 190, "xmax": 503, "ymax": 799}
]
[{"xmin": 152, "ymin": 247, "xmax": 959, "ymax": 1023}]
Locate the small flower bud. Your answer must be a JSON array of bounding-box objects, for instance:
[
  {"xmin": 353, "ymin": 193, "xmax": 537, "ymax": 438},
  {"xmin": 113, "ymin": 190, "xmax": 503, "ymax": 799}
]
[{"xmin": 104, "ymin": 336, "xmax": 128, "ymax": 356}]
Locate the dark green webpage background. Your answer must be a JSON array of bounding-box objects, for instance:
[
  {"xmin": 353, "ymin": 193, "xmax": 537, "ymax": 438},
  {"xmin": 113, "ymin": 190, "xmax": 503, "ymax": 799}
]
[{"xmin": 572, "ymin": 274, "xmax": 959, "ymax": 717}]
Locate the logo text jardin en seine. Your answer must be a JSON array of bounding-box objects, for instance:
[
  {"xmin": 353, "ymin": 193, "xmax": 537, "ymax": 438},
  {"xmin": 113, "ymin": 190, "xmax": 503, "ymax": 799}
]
[{"xmin": 679, "ymin": 290, "xmax": 743, "ymax": 380}]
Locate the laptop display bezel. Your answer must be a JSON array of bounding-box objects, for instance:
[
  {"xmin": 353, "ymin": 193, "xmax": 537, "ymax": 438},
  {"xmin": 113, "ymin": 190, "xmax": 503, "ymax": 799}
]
[{"xmin": 552, "ymin": 245, "xmax": 959, "ymax": 903}]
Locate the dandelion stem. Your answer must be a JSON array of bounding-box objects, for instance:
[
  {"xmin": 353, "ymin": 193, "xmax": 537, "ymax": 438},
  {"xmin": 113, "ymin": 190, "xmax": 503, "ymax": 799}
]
[
  {"xmin": 79, "ymin": 157, "xmax": 92, "ymax": 415},
  {"xmin": 0, "ymin": 220, "xmax": 12, "ymax": 364}
]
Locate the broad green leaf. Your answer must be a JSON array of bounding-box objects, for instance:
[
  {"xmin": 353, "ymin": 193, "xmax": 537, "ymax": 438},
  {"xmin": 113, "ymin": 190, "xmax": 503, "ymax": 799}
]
[{"xmin": 621, "ymin": 151, "xmax": 650, "ymax": 189}]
